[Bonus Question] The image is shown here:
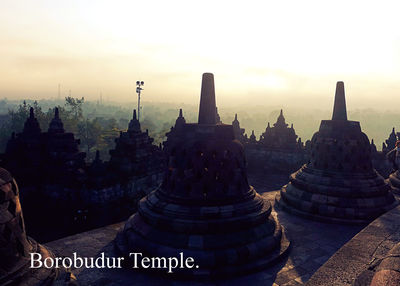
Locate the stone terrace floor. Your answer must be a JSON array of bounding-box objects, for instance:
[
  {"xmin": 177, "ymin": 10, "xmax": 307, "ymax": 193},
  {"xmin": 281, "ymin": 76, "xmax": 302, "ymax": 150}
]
[{"xmin": 46, "ymin": 172, "xmax": 364, "ymax": 286}]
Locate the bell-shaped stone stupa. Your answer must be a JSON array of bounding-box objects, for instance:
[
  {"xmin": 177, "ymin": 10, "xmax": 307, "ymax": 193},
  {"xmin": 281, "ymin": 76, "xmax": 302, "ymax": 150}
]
[
  {"xmin": 115, "ymin": 73, "xmax": 290, "ymax": 277},
  {"xmin": 275, "ymin": 82, "xmax": 398, "ymax": 224}
]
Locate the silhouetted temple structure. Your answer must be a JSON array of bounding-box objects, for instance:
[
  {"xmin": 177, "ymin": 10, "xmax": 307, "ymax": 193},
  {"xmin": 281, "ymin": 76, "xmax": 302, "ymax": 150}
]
[
  {"xmin": 2, "ymin": 107, "xmax": 86, "ymax": 188},
  {"xmin": 42, "ymin": 108, "xmax": 86, "ymax": 186},
  {"xmin": 232, "ymin": 113, "xmax": 246, "ymax": 143},
  {"xmin": 276, "ymin": 82, "xmax": 398, "ymax": 224},
  {"xmin": 115, "ymin": 73, "xmax": 290, "ymax": 277},
  {"xmin": 108, "ymin": 109, "xmax": 163, "ymax": 182},
  {"xmin": 242, "ymin": 110, "xmax": 307, "ymax": 173},
  {"xmin": 249, "ymin": 130, "xmax": 257, "ymax": 143},
  {"xmin": 259, "ymin": 110, "xmax": 299, "ymax": 150},
  {"xmin": 175, "ymin": 108, "xmax": 186, "ymax": 129},
  {"xmin": 384, "ymin": 127, "xmax": 397, "ymax": 153},
  {"xmin": 215, "ymin": 107, "xmax": 221, "ymax": 124},
  {"xmin": 371, "ymin": 139, "xmax": 377, "ymax": 154},
  {"xmin": 164, "ymin": 108, "xmax": 186, "ymax": 144},
  {"xmin": 0, "ymin": 107, "xmax": 164, "ymax": 241},
  {"xmin": 3, "ymin": 108, "xmax": 42, "ymax": 187}
]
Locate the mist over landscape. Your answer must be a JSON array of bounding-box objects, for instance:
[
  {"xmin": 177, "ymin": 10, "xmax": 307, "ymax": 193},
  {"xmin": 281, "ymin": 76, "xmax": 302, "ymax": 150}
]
[
  {"xmin": 1, "ymin": 0, "xmax": 400, "ymax": 159},
  {"xmin": 0, "ymin": 95, "xmax": 397, "ymax": 159}
]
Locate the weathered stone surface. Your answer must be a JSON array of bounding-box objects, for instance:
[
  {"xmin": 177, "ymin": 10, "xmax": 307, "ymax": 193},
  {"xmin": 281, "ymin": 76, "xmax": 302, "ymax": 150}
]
[
  {"xmin": 276, "ymin": 82, "xmax": 398, "ymax": 224},
  {"xmin": 354, "ymin": 239, "xmax": 400, "ymax": 286},
  {"xmin": 307, "ymin": 204, "xmax": 400, "ymax": 286},
  {"xmin": 370, "ymin": 270, "xmax": 400, "ymax": 286}
]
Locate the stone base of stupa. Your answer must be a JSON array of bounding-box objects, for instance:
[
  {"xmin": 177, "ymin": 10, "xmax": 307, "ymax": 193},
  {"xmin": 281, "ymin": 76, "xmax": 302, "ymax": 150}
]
[
  {"xmin": 114, "ymin": 189, "xmax": 290, "ymax": 278},
  {"xmin": 275, "ymin": 165, "xmax": 398, "ymax": 225}
]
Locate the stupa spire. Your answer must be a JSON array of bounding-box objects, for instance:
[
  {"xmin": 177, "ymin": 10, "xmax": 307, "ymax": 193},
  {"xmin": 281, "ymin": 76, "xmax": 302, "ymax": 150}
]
[
  {"xmin": 198, "ymin": 73, "xmax": 216, "ymax": 124},
  {"xmin": 48, "ymin": 106, "xmax": 64, "ymax": 133},
  {"xmin": 128, "ymin": 109, "xmax": 141, "ymax": 133},
  {"xmin": 23, "ymin": 107, "xmax": 41, "ymax": 135},
  {"xmin": 179, "ymin": 108, "xmax": 183, "ymax": 117},
  {"xmin": 332, "ymin": 81, "xmax": 347, "ymax": 121},
  {"xmin": 275, "ymin": 109, "xmax": 287, "ymax": 127}
]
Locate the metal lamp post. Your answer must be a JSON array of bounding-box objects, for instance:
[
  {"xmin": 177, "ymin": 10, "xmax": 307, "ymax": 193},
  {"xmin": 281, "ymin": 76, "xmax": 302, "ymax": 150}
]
[{"xmin": 136, "ymin": 80, "xmax": 144, "ymax": 121}]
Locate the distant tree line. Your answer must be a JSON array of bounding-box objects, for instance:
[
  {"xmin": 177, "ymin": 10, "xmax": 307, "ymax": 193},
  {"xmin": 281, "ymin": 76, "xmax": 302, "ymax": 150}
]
[
  {"xmin": 2, "ymin": 96, "xmax": 399, "ymax": 155},
  {"xmin": 0, "ymin": 97, "xmax": 121, "ymax": 161},
  {"xmin": 0, "ymin": 96, "xmax": 185, "ymax": 162}
]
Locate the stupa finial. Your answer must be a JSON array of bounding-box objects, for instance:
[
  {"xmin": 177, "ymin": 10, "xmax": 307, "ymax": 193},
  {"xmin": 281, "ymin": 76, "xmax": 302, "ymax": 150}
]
[
  {"xmin": 198, "ymin": 73, "xmax": 216, "ymax": 124},
  {"xmin": 332, "ymin": 81, "xmax": 347, "ymax": 121}
]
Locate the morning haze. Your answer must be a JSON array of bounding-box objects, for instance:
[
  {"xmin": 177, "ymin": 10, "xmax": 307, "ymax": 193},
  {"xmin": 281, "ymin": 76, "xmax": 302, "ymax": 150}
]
[{"xmin": 1, "ymin": 0, "xmax": 400, "ymax": 147}]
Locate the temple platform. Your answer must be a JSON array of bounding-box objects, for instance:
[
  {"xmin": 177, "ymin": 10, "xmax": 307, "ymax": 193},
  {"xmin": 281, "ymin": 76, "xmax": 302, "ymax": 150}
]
[
  {"xmin": 45, "ymin": 172, "xmax": 364, "ymax": 285},
  {"xmin": 307, "ymin": 201, "xmax": 400, "ymax": 285}
]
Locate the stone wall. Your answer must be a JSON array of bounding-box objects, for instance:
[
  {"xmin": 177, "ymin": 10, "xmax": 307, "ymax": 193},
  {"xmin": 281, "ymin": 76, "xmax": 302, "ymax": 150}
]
[
  {"xmin": 245, "ymin": 145, "xmax": 393, "ymax": 180},
  {"xmin": 39, "ymin": 171, "xmax": 163, "ymax": 205},
  {"xmin": 245, "ymin": 144, "xmax": 309, "ymax": 173},
  {"xmin": 81, "ymin": 171, "xmax": 163, "ymax": 205},
  {"xmin": 307, "ymin": 203, "xmax": 400, "ymax": 286},
  {"xmin": 20, "ymin": 170, "xmax": 163, "ymax": 242}
]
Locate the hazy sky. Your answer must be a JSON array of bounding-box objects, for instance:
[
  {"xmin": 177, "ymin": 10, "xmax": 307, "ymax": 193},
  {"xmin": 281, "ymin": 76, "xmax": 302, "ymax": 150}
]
[{"xmin": 1, "ymin": 0, "xmax": 400, "ymax": 109}]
